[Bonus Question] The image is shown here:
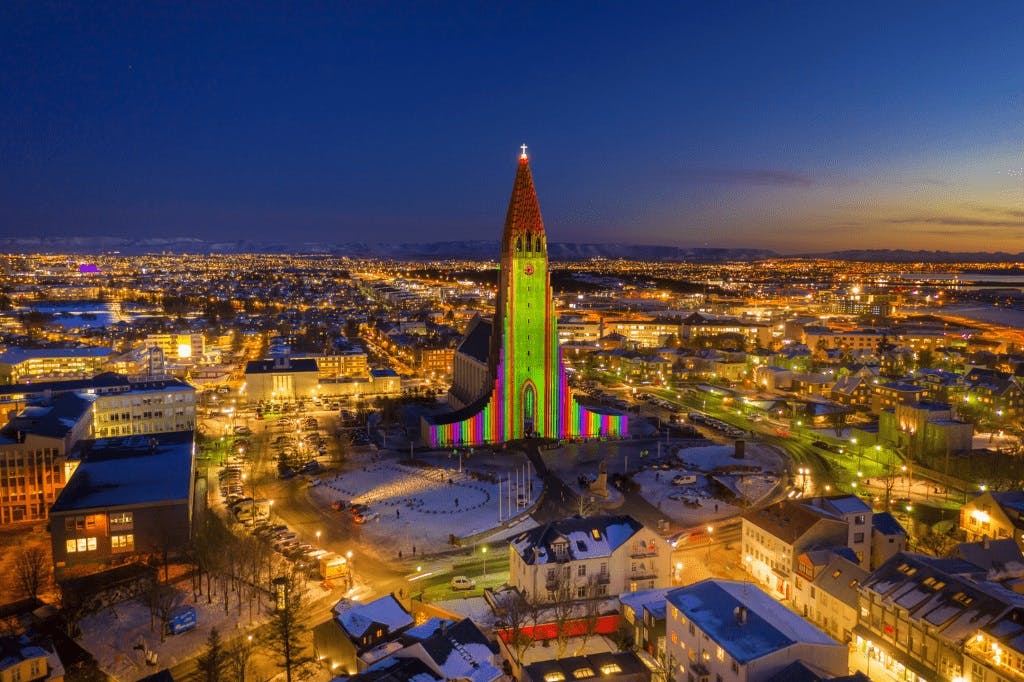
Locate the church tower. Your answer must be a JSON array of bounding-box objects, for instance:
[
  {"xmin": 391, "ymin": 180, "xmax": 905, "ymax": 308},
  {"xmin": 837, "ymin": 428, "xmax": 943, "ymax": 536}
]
[
  {"xmin": 422, "ymin": 147, "xmax": 627, "ymax": 446},
  {"xmin": 493, "ymin": 145, "xmax": 556, "ymax": 437}
]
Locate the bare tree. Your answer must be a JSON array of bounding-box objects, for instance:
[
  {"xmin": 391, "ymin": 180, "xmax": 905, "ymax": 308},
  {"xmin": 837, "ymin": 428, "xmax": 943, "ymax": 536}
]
[
  {"xmin": 573, "ymin": 578, "xmax": 603, "ymax": 656},
  {"xmin": 15, "ymin": 547, "xmax": 49, "ymax": 600},
  {"xmin": 226, "ymin": 634, "xmax": 256, "ymax": 682},
  {"xmin": 545, "ymin": 567, "xmax": 576, "ymax": 659},
  {"xmin": 496, "ymin": 588, "xmax": 542, "ymax": 666},
  {"xmin": 145, "ymin": 582, "xmax": 180, "ymax": 643}
]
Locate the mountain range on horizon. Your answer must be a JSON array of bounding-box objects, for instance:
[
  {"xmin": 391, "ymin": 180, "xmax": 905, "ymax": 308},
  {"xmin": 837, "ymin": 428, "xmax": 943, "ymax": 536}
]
[{"xmin": 4, "ymin": 236, "xmax": 1024, "ymax": 263}]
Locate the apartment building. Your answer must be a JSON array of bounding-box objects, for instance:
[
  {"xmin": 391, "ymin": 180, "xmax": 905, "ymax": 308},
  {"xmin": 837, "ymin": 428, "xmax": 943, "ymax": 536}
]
[
  {"xmin": 666, "ymin": 579, "xmax": 848, "ymax": 682},
  {"xmin": 91, "ymin": 377, "xmax": 196, "ymax": 438},
  {"xmin": 0, "ymin": 346, "xmax": 115, "ymax": 384}
]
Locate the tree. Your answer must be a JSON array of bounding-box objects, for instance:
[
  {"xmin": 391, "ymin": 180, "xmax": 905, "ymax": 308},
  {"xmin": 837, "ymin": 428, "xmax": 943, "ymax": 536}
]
[
  {"xmin": 226, "ymin": 634, "xmax": 256, "ymax": 682},
  {"xmin": 545, "ymin": 567, "xmax": 576, "ymax": 659},
  {"xmin": 266, "ymin": 570, "xmax": 310, "ymax": 682},
  {"xmin": 573, "ymin": 578, "xmax": 603, "ymax": 656},
  {"xmin": 145, "ymin": 582, "xmax": 180, "ymax": 643},
  {"xmin": 14, "ymin": 547, "xmax": 49, "ymax": 600},
  {"xmin": 827, "ymin": 409, "xmax": 848, "ymax": 438},
  {"xmin": 196, "ymin": 627, "xmax": 227, "ymax": 682},
  {"xmin": 497, "ymin": 589, "xmax": 542, "ymax": 665}
]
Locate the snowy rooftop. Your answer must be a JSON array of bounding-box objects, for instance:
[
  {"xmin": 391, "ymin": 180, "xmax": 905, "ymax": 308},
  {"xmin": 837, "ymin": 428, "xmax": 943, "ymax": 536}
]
[
  {"xmin": 50, "ymin": 431, "xmax": 194, "ymax": 513},
  {"xmin": 510, "ymin": 514, "xmax": 645, "ymax": 564},
  {"xmin": 667, "ymin": 579, "xmax": 839, "ymax": 664},
  {"xmin": 0, "ymin": 346, "xmax": 114, "ymax": 363},
  {"xmin": 335, "ymin": 595, "xmax": 414, "ymax": 639}
]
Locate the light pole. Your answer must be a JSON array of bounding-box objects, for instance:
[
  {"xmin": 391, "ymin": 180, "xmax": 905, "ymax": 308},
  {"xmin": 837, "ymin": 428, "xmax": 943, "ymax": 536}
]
[
  {"xmin": 481, "ymin": 545, "xmax": 488, "ymax": 578},
  {"xmin": 268, "ymin": 499, "xmax": 274, "ymax": 521},
  {"xmin": 316, "ymin": 530, "xmax": 321, "ymax": 548},
  {"xmin": 706, "ymin": 525, "xmax": 714, "ymax": 560}
]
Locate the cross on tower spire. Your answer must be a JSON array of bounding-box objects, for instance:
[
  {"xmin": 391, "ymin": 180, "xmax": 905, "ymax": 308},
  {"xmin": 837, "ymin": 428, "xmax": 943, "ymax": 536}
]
[{"xmin": 520, "ymin": 143, "xmax": 528, "ymax": 160}]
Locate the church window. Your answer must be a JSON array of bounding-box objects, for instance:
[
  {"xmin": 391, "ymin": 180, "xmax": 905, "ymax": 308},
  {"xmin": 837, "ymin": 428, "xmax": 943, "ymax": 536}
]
[
  {"xmin": 526, "ymin": 235, "xmax": 532, "ymax": 252},
  {"xmin": 516, "ymin": 237, "xmax": 522, "ymax": 251}
]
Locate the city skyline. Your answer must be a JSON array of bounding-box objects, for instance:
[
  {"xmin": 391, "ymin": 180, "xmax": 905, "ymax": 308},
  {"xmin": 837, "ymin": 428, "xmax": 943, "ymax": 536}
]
[{"xmin": 1, "ymin": 3, "xmax": 1022, "ymax": 252}]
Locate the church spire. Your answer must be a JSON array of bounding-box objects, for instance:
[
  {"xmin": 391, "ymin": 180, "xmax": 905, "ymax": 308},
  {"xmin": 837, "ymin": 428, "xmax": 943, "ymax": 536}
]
[{"xmin": 502, "ymin": 145, "xmax": 545, "ymax": 252}]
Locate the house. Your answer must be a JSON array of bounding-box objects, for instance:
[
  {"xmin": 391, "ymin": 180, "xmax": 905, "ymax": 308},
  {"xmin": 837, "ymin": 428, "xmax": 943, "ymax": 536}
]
[
  {"xmin": 871, "ymin": 512, "xmax": 908, "ymax": 569},
  {"xmin": 791, "ymin": 550, "xmax": 867, "ymax": 645},
  {"xmin": 49, "ymin": 431, "xmax": 195, "ymax": 576},
  {"xmin": 960, "ymin": 490, "xmax": 1024, "ymax": 548},
  {"xmin": 742, "ymin": 500, "xmax": 848, "ymax": 600},
  {"xmin": 618, "ymin": 588, "xmax": 672, "ymax": 664},
  {"xmin": 0, "ymin": 633, "xmax": 64, "ymax": 682},
  {"xmin": 373, "ymin": 617, "xmax": 502, "ymax": 682},
  {"xmin": 509, "ymin": 515, "xmax": 670, "ymax": 602},
  {"xmin": 312, "ymin": 594, "xmax": 414, "ymax": 675},
  {"xmin": 666, "ymin": 579, "xmax": 848, "ymax": 682}
]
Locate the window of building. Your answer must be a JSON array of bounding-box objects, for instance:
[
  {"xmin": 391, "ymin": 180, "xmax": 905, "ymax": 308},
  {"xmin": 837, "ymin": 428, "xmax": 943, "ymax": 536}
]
[
  {"xmin": 578, "ymin": 565, "xmax": 586, "ymax": 577},
  {"xmin": 572, "ymin": 668, "xmax": 594, "ymax": 679},
  {"xmin": 716, "ymin": 646, "xmax": 724, "ymax": 662},
  {"xmin": 854, "ymin": 515, "xmax": 865, "ymax": 525},
  {"xmin": 543, "ymin": 674, "xmax": 565, "ymax": 682},
  {"xmin": 111, "ymin": 534, "xmax": 134, "ymax": 552},
  {"xmin": 599, "ymin": 664, "xmax": 622, "ymax": 675}
]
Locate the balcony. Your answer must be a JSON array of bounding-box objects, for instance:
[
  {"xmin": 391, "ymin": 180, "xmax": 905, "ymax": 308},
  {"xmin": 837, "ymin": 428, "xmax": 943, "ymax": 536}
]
[
  {"xmin": 596, "ymin": 573, "xmax": 611, "ymax": 585},
  {"xmin": 630, "ymin": 549, "xmax": 659, "ymax": 559},
  {"xmin": 630, "ymin": 570, "xmax": 658, "ymax": 581}
]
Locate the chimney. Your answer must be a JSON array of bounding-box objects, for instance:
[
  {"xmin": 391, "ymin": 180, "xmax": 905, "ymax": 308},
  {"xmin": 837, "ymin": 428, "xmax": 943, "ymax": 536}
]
[{"xmin": 733, "ymin": 605, "xmax": 747, "ymax": 626}]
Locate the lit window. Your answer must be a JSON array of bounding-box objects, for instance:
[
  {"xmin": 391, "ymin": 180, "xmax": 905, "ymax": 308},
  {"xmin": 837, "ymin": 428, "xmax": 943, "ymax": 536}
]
[
  {"xmin": 572, "ymin": 668, "xmax": 594, "ymax": 679},
  {"xmin": 599, "ymin": 664, "xmax": 622, "ymax": 675},
  {"xmin": 543, "ymin": 674, "xmax": 565, "ymax": 682},
  {"xmin": 66, "ymin": 540, "xmax": 77, "ymax": 554}
]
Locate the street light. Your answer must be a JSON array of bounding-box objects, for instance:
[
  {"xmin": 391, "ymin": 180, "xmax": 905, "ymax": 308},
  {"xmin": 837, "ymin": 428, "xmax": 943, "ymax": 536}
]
[
  {"xmin": 268, "ymin": 499, "xmax": 274, "ymax": 521},
  {"xmin": 316, "ymin": 530, "xmax": 321, "ymax": 548},
  {"xmin": 481, "ymin": 545, "xmax": 488, "ymax": 578},
  {"xmin": 706, "ymin": 525, "xmax": 714, "ymax": 559}
]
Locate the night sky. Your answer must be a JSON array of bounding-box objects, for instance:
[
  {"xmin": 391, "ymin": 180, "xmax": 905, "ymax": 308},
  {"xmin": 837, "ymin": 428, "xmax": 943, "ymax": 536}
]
[{"xmin": 2, "ymin": 2, "xmax": 1022, "ymax": 252}]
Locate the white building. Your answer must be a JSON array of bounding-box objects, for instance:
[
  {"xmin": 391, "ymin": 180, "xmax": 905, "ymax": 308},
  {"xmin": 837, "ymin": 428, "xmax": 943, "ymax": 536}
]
[
  {"xmin": 89, "ymin": 377, "xmax": 196, "ymax": 437},
  {"xmin": 666, "ymin": 579, "xmax": 848, "ymax": 682},
  {"xmin": 509, "ymin": 515, "xmax": 670, "ymax": 602}
]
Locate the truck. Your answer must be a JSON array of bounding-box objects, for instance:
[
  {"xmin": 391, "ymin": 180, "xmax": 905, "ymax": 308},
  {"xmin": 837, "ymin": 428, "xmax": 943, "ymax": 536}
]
[
  {"xmin": 319, "ymin": 553, "xmax": 349, "ymax": 580},
  {"xmin": 165, "ymin": 605, "xmax": 197, "ymax": 636}
]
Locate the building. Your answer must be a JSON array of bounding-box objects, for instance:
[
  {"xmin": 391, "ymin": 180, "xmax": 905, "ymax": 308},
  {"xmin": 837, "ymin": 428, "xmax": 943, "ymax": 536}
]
[
  {"xmin": 422, "ymin": 149, "xmax": 627, "ymax": 446},
  {"xmin": 49, "ymin": 431, "xmax": 195, "ymax": 576},
  {"xmin": 106, "ymin": 345, "xmax": 167, "ymax": 379},
  {"xmin": 960, "ymin": 490, "xmax": 1024, "ymax": 548},
  {"xmin": 144, "ymin": 333, "xmax": 205, "ymax": 360},
  {"xmin": 312, "ymin": 594, "xmax": 414, "ymax": 675},
  {"xmin": 878, "ymin": 401, "xmax": 973, "ymax": 462},
  {"xmin": 411, "ymin": 345, "xmax": 454, "ymax": 376},
  {"xmin": 791, "ymin": 551, "xmax": 867, "ymax": 645},
  {"xmin": 508, "ymin": 515, "xmax": 670, "ymax": 602},
  {"xmin": 90, "ymin": 377, "xmax": 196, "ymax": 438},
  {"xmin": 244, "ymin": 357, "xmax": 319, "ymax": 401},
  {"xmin": 366, "ymin": 617, "xmax": 502, "ymax": 682},
  {"xmin": 0, "ymin": 393, "xmax": 93, "ymax": 526},
  {"xmin": 296, "ymin": 350, "xmax": 369, "ymax": 380},
  {"xmin": 521, "ymin": 652, "xmax": 649, "ymax": 682},
  {"xmin": 666, "ymin": 579, "xmax": 848, "ymax": 682},
  {"xmin": 619, "ymin": 587, "xmax": 672, "ymax": 664},
  {"xmin": 855, "ymin": 550, "xmax": 1024, "ymax": 682},
  {"xmin": 0, "ymin": 347, "xmax": 115, "ymax": 384},
  {"xmin": 0, "ymin": 634, "xmax": 63, "ymax": 682}
]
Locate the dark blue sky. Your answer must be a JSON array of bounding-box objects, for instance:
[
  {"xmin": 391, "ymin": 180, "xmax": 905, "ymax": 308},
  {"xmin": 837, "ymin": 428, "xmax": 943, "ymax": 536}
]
[{"xmin": 2, "ymin": 2, "xmax": 1022, "ymax": 251}]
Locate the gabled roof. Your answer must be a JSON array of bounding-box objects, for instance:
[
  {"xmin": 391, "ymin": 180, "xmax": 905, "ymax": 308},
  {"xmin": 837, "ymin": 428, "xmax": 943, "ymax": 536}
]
[
  {"xmin": 348, "ymin": 656, "xmax": 441, "ymax": 681},
  {"xmin": 416, "ymin": 618, "xmax": 501, "ymax": 682},
  {"xmin": 872, "ymin": 512, "xmax": 907, "ymax": 537},
  {"xmin": 765, "ymin": 661, "xmax": 870, "ymax": 682},
  {"xmin": 743, "ymin": 500, "xmax": 844, "ymax": 544},
  {"xmin": 510, "ymin": 515, "xmax": 647, "ymax": 564},
  {"xmin": 334, "ymin": 595, "xmax": 413, "ymax": 641}
]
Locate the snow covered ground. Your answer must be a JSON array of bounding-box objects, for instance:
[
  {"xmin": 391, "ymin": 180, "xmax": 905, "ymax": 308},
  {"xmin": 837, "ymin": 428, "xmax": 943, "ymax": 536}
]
[
  {"xmin": 309, "ymin": 450, "xmax": 542, "ymax": 555},
  {"xmin": 545, "ymin": 440, "xmax": 782, "ymax": 527},
  {"xmin": 637, "ymin": 444, "xmax": 780, "ymax": 526},
  {"xmin": 77, "ymin": 573, "xmax": 338, "ymax": 681}
]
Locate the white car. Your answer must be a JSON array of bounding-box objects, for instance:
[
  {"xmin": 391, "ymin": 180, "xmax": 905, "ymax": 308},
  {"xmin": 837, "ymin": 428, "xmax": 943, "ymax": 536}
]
[{"xmin": 450, "ymin": 576, "xmax": 476, "ymax": 591}]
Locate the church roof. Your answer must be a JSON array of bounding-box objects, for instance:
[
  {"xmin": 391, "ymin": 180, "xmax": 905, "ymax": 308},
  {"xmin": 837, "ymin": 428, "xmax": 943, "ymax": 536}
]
[
  {"xmin": 503, "ymin": 152, "xmax": 544, "ymax": 240},
  {"xmin": 456, "ymin": 316, "xmax": 492, "ymax": 365}
]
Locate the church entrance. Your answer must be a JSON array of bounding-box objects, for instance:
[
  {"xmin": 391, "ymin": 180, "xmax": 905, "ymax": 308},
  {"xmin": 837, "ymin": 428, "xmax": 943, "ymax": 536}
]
[{"xmin": 522, "ymin": 382, "xmax": 536, "ymax": 436}]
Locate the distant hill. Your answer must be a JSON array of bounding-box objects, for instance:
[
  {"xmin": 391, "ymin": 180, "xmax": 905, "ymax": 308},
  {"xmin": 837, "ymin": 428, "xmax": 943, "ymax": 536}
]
[
  {"xmin": 0, "ymin": 236, "xmax": 777, "ymax": 261},
  {"xmin": 4, "ymin": 237, "xmax": 1024, "ymax": 263},
  {"xmin": 802, "ymin": 249, "xmax": 1024, "ymax": 263}
]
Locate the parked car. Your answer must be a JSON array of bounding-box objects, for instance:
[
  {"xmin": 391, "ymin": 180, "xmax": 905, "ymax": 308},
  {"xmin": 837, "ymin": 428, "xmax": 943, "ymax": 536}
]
[{"xmin": 450, "ymin": 576, "xmax": 476, "ymax": 590}]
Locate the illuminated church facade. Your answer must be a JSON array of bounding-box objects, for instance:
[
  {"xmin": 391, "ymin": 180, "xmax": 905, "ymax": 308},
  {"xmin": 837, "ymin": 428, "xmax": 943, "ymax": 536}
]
[{"xmin": 421, "ymin": 148, "xmax": 628, "ymax": 447}]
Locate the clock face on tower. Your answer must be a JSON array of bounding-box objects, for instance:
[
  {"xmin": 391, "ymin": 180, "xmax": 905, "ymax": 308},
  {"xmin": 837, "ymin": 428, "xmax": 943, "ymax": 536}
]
[{"xmin": 524, "ymin": 264, "xmax": 534, "ymax": 275}]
